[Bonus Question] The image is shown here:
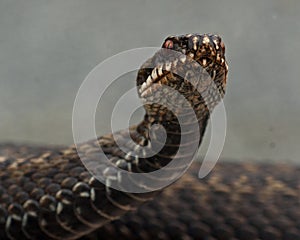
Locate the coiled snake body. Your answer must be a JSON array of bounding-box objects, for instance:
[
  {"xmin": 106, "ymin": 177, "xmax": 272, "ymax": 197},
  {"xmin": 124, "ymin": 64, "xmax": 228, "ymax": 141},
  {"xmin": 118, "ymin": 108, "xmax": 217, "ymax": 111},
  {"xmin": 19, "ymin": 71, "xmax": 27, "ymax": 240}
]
[{"xmin": 0, "ymin": 34, "xmax": 299, "ymax": 240}]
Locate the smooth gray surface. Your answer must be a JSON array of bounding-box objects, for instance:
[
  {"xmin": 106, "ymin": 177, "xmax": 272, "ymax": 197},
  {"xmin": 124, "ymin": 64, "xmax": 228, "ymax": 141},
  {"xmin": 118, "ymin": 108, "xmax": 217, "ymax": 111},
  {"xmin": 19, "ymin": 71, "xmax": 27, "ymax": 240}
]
[{"xmin": 0, "ymin": 0, "xmax": 299, "ymax": 162}]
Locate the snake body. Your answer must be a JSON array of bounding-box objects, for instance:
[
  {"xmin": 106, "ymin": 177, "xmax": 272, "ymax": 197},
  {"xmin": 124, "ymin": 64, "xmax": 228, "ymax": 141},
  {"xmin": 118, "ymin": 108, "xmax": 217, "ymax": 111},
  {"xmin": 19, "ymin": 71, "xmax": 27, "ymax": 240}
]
[
  {"xmin": 0, "ymin": 34, "xmax": 299, "ymax": 240},
  {"xmin": 88, "ymin": 162, "xmax": 300, "ymax": 240}
]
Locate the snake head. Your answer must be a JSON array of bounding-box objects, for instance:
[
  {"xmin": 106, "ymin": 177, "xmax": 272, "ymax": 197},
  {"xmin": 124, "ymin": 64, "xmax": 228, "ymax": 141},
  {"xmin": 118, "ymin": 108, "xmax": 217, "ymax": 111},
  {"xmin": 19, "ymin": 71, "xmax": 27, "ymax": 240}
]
[
  {"xmin": 162, "ymin": 33, "xmax": 227, "ymax": 70},
  {"xmin": 137, "ymin": 33, "xmax": 228, "ymax": 116}
]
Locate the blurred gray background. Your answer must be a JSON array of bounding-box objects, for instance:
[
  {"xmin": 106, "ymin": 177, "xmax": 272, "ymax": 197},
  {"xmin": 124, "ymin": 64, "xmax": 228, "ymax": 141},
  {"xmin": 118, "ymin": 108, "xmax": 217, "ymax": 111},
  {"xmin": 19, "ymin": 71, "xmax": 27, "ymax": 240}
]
[{"xmin": 0, "ymin": 0, "xmax": 299, "ymax": 163}]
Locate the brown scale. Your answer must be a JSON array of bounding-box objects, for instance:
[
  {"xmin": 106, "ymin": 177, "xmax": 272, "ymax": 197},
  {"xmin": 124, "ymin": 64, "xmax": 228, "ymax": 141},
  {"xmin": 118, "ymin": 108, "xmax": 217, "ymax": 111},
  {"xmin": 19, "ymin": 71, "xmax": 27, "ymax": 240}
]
[{"xmin": 85, "ymin": 162, "xmax": 300, "ymax": 240}]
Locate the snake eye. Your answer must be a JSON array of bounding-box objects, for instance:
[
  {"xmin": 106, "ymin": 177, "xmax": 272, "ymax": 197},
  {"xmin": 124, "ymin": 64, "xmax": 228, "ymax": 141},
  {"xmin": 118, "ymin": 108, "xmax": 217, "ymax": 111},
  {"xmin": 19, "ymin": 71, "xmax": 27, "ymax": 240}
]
[{"xmin": 163, "ymin": 40, "xmax": 174, "ymax": 49}]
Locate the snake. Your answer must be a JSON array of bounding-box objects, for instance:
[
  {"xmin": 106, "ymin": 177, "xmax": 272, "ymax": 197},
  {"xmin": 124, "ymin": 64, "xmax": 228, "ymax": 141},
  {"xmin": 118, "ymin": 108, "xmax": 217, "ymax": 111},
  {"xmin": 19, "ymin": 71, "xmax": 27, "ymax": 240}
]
[{"xmin": 0, "ymin": 33, "xmax": 299, "ymax": 240}]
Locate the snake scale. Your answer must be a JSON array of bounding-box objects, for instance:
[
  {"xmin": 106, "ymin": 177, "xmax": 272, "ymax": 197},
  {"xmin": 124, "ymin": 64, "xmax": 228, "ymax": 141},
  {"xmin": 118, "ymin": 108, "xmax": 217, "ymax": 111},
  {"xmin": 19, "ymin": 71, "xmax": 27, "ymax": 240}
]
[{"xmin": 0, "ymin": 34, "xmax": 299, "ymax": 240}]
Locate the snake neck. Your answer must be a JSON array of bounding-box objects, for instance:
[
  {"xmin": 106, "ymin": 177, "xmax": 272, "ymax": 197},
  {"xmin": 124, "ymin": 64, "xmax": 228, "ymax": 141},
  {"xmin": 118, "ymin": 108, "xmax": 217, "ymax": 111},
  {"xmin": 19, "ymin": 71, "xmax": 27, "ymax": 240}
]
[
  {"xmin": 122, "ymin": 100, "xmax": 210, "ymax": 172},
  {"xmin": 137, "ymin": 104, "xmax": 210, "ymax": 144}
]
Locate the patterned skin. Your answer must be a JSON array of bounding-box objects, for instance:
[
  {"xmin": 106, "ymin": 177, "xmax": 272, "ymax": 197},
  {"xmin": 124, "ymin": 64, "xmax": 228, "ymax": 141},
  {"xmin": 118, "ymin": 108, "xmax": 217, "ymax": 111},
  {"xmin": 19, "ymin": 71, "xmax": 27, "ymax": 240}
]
[{"xmin": 0, "ymin": 34, "xmax": 228, "ymax": 239}]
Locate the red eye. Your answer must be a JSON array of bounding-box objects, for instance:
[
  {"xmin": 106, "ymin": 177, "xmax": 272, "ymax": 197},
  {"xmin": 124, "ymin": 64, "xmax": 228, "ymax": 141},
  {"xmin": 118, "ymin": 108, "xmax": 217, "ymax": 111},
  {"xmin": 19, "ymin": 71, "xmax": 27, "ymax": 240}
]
[{"xmin": 164, "ymin": 40, "xmax": 173, "ymax": 49}]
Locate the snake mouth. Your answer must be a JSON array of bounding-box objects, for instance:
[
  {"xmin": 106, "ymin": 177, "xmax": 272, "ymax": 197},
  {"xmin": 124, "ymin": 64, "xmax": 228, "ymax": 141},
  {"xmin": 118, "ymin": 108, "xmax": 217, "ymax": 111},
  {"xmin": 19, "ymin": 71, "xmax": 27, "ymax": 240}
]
[
  {"xmin": 138, "ymin": 57, "xmax": 211, "ymax": 98},
  {"xmin": 138, "ymin": 58, "xmax": 212, "ymax": 98}
]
